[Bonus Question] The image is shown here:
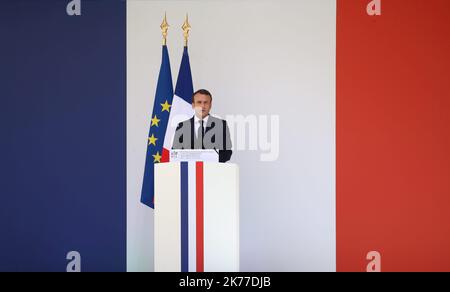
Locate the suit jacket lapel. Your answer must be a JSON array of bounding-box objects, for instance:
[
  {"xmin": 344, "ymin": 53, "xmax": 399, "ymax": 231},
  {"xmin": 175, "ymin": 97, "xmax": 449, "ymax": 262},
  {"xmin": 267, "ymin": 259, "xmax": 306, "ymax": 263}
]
[{"xmin": 205, "ymin": 115, "xmax": 215, "ymax": 133}]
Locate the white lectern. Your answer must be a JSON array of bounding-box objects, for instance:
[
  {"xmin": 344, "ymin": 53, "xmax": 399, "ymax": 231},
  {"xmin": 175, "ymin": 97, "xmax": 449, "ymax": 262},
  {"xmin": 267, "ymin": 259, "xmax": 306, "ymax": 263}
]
[{"xmin": 154, "ymin": 161, "xmax": 239, "ymax": 272}]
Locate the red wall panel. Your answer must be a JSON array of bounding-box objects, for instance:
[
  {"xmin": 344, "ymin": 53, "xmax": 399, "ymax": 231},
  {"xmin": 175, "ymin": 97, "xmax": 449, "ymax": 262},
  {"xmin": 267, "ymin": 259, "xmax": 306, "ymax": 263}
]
[{"xmin": 337, "ymin": 0, "xmax": 450, "ymax": 271}]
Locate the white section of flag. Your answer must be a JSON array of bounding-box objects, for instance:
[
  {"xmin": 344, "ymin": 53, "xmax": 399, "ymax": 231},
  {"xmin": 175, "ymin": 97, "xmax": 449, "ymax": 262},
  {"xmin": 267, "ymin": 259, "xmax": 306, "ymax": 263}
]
[
  {"xmin": 188, "ymin": 162, "xmax": 197, "ymax": 272},
  {"xmin": 163, "ymin": 95, "xmax": 194, "ymax": 150}
]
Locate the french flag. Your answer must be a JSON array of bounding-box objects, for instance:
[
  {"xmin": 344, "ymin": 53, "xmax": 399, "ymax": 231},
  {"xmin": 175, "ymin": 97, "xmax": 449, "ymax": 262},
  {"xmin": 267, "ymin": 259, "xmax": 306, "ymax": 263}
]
[{"xmin": 162, "ymin": 46, "xmax": 195, "ymax": 161}]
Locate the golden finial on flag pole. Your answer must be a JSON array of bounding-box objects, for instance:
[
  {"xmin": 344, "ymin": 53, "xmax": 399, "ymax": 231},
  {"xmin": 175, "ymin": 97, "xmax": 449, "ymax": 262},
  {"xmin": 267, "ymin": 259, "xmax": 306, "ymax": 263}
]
[
  {"xmin": 160, "ymin": 12, "xmax": 169, "ymax": 46},
  {"xmin": 182, "ymin": 14, "xmax": 191, "ymax": 47}
]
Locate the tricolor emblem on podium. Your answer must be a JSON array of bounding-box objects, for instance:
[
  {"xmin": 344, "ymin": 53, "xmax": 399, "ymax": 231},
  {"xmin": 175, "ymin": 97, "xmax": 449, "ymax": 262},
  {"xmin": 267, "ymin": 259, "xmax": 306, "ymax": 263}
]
[{"xmin": 154, "ymin": 162, "xmax": 239, "ymax": 272}]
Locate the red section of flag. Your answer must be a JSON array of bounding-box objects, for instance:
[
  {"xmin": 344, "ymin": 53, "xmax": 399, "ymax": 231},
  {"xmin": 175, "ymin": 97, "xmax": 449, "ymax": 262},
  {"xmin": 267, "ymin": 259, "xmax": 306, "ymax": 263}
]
[
  {"xmin": 337, "ymin": 0, "xmax": 450, "ymax": 271},
  {"xmin": 161, "ymin": 147, "xmax": 170, "ymax": 163},
  {"xmin": 196, "ymin": 162, "xmax": 204, "ymax": 272}
]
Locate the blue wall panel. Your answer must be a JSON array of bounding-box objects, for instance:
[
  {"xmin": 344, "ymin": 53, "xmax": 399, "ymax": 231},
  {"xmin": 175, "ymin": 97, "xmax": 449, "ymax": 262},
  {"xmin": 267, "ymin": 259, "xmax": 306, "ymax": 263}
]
[{"xmin": 0, "ymin": 0, "xmax": 126, "ymax": 271}]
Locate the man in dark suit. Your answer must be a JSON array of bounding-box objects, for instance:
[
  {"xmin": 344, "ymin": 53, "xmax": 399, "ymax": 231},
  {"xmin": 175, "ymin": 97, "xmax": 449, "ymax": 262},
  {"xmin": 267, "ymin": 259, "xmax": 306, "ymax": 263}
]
[{"xmin": 172, "ymin": 89, "xmax": 232, "ymax": 162}]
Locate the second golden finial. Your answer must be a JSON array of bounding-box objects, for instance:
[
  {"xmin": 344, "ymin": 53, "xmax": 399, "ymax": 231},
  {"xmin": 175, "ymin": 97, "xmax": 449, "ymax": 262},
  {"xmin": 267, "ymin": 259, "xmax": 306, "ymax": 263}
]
[{"xmin": 182, "ymin": 14, "xmax": 191, "ymax": 47}]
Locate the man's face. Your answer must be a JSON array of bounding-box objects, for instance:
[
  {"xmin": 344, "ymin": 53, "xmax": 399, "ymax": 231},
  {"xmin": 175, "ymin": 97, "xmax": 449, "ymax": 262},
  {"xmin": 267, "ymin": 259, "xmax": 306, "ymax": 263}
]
[{"xmin": 192, "ymin": 93, "xmax": 212, "ymax": 119}]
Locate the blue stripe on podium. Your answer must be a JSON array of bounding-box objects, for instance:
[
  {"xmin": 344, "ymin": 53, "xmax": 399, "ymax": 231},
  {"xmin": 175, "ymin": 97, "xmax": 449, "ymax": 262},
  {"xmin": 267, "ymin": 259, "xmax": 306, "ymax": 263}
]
[{"xmin": 180, "ymin": 162, "xmax": 189, "ymax": 272}]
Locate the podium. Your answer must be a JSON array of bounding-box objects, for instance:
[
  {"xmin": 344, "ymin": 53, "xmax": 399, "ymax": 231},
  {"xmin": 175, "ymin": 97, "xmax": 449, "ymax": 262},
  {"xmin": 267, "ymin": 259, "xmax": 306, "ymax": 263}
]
[{"xmin": 154, "ymin": 161, "xmax": 239, "ymax": 272}]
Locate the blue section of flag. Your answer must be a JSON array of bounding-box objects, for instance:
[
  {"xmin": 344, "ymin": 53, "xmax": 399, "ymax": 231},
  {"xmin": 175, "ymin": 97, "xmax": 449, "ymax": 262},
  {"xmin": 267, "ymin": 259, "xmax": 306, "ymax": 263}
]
[
  {"xmin": 141, "ymin": 46, "xmax": 174, "ymax": 208},
  {"xmin": 180, "ymin": 162, "xmax": 189, "ymax": 272},
  {"xmin": 175, "ymin": 47, "xmax": 194, "ymax": 103}
]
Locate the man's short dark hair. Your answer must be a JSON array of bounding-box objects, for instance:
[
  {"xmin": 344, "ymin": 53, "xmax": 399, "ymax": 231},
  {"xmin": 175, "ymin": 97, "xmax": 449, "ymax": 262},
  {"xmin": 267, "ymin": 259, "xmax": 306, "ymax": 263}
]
[{"xmin": 192, "ymin": 89, "xmax": 212, "ymax": 102}]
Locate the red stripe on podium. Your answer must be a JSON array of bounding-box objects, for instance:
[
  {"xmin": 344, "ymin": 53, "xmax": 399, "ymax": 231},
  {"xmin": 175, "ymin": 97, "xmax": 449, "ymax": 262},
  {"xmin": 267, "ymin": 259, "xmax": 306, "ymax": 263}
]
[{"xmin": 196, "ymin": 162, "xmax": 204, "ymax": 272}]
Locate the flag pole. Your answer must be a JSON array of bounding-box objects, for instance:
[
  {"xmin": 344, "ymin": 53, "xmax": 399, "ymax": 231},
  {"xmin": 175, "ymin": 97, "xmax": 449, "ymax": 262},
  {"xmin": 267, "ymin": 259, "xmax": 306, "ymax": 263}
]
[{"xmin": 182, "ymin": 14, "xmax": 191, "ymax": 47}]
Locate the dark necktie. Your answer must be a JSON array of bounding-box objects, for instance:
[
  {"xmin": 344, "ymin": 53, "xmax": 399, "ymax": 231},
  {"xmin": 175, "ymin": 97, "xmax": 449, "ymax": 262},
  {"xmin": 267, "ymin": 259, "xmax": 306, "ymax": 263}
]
[{"xmin": 198, "ymin": 120, "xmax": 205, "ymax": 149}]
